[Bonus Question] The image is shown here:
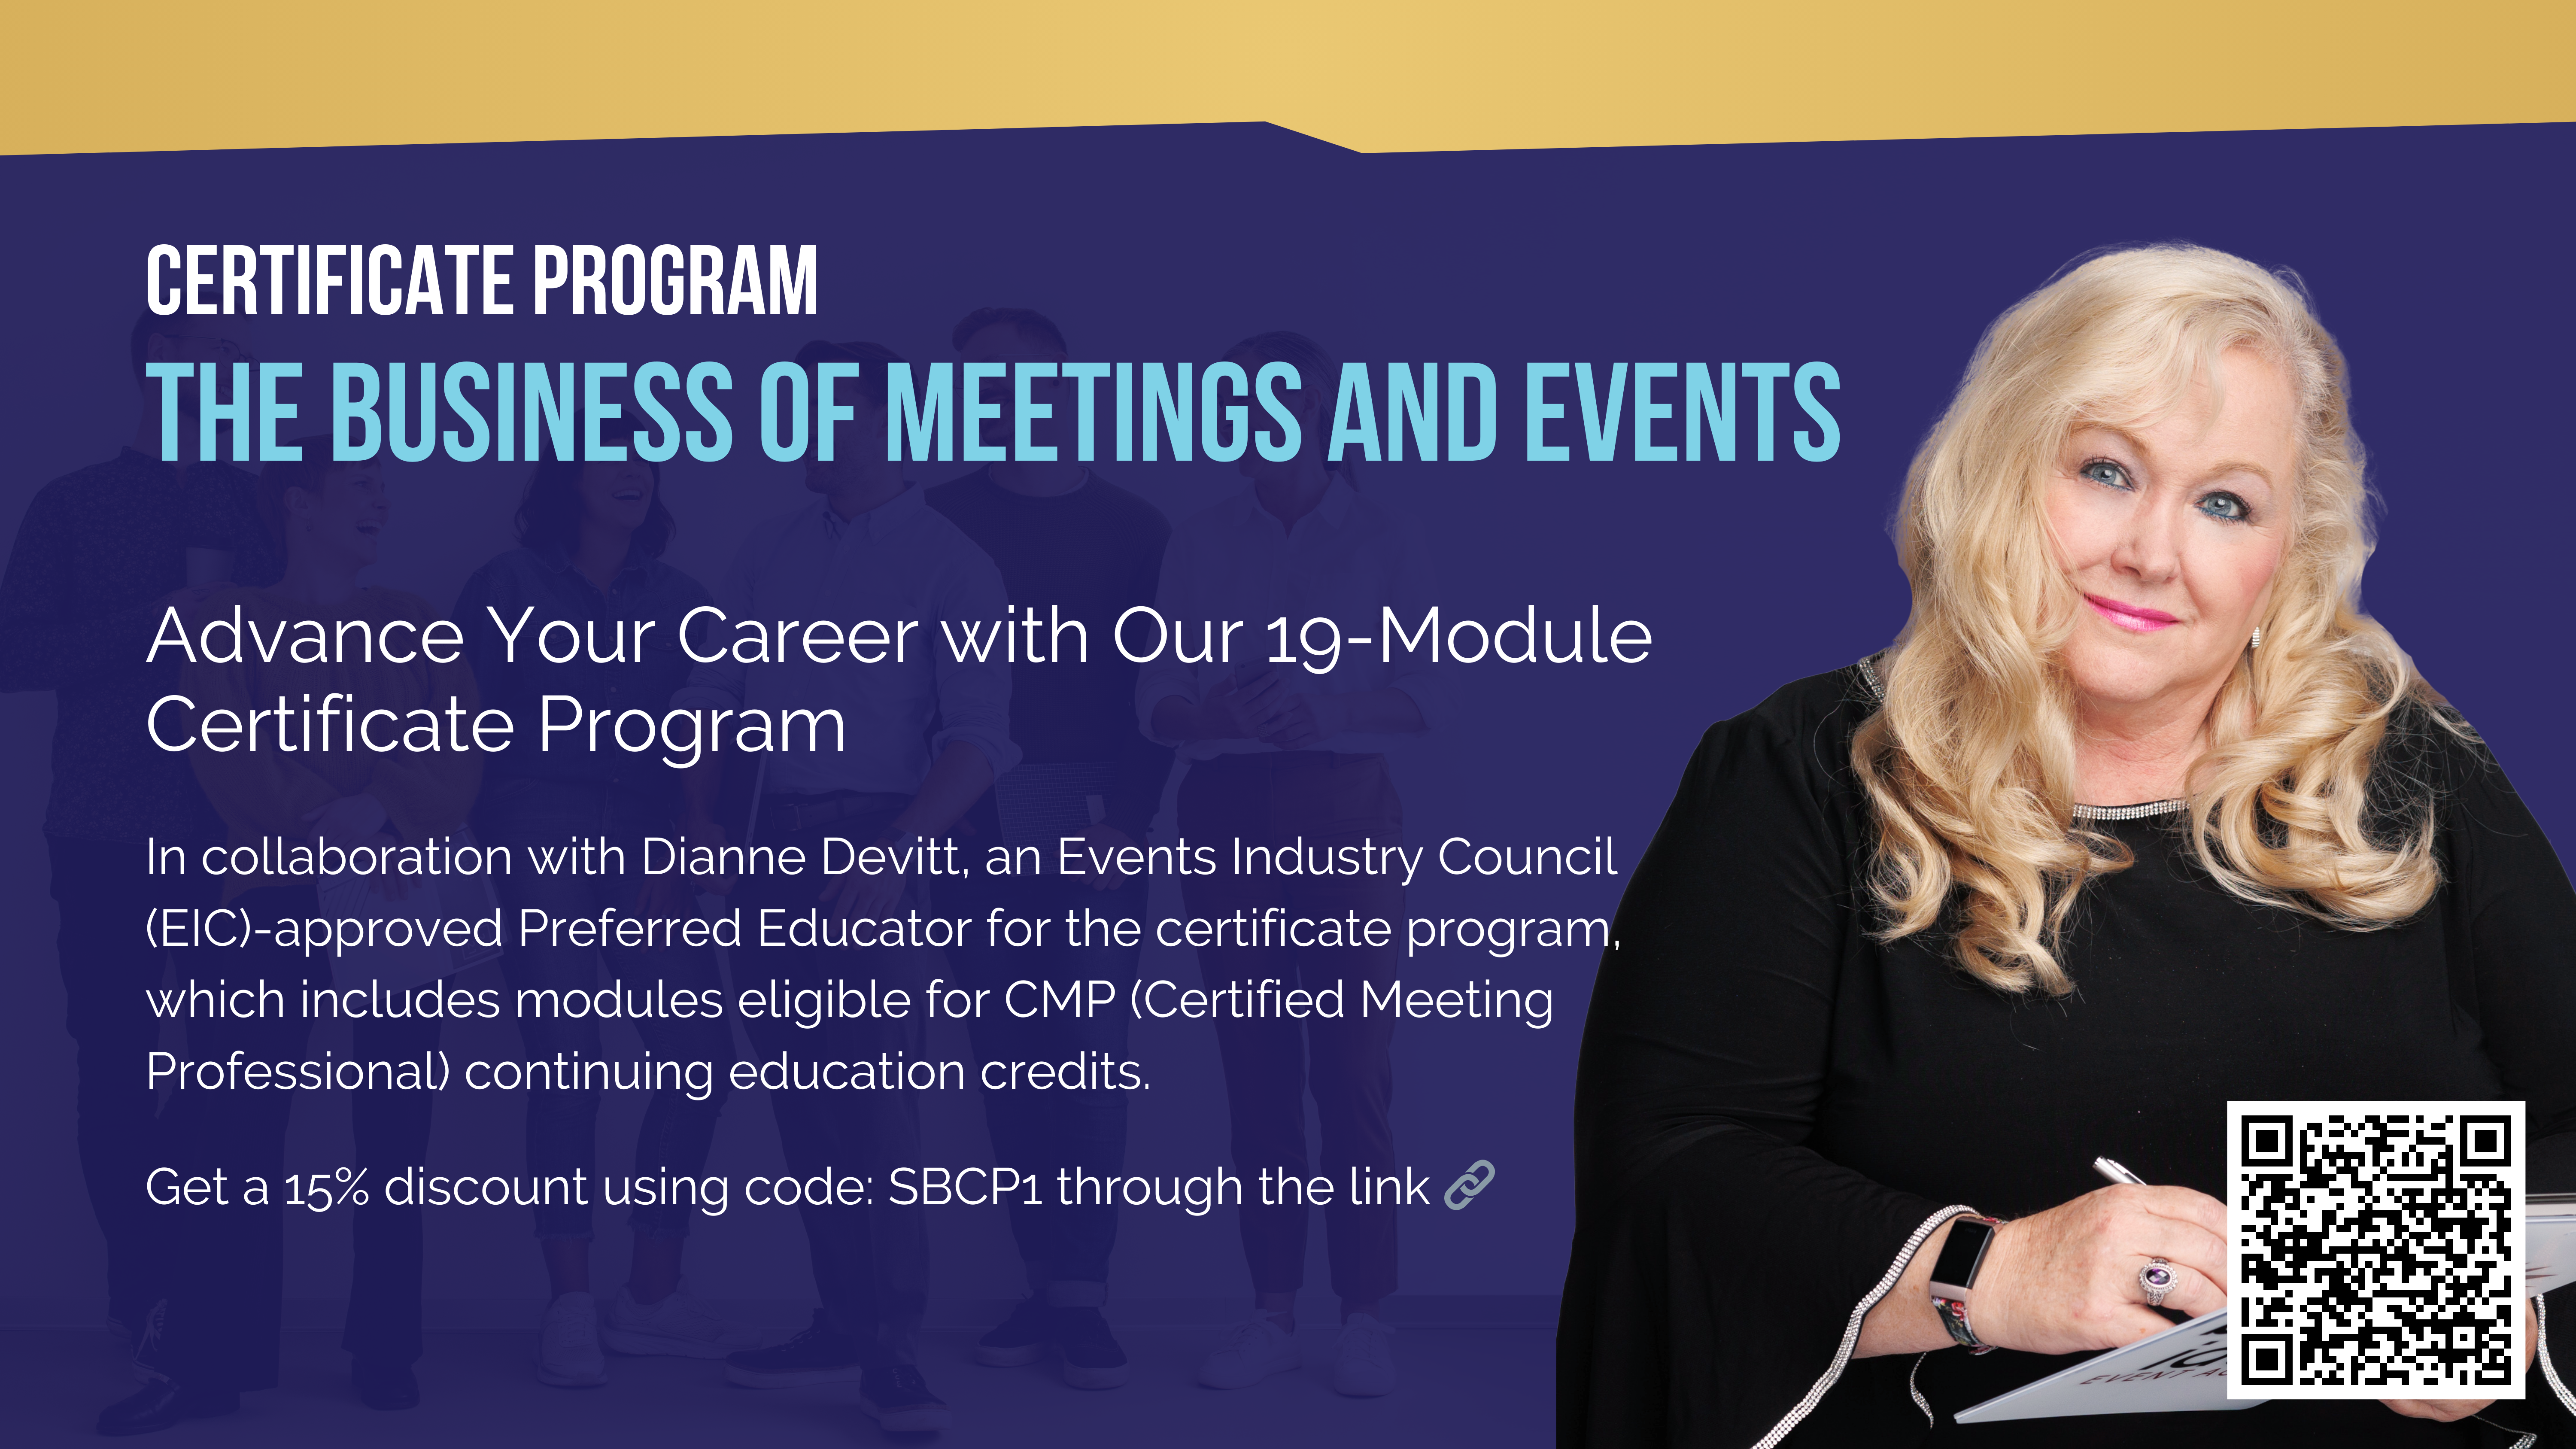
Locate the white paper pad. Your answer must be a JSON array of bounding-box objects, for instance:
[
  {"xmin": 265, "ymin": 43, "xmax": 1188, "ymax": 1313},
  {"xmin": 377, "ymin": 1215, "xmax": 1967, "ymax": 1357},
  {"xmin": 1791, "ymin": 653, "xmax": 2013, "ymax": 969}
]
[
  {"xmin": 1954, "ymin": 1312, "xmax": 2258, "ymax": 1423},
  {"xmin": 2531, "ymin": 1203, "xmax": 2576, "ymax": 1293}
]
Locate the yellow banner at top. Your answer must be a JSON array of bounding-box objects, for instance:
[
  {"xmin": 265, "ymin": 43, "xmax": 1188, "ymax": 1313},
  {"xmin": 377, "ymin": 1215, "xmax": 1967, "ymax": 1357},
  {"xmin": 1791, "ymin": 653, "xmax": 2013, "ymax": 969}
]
[{"xmin": 6, "ymin": 0, "xmax": 2567, "ymax": 156}]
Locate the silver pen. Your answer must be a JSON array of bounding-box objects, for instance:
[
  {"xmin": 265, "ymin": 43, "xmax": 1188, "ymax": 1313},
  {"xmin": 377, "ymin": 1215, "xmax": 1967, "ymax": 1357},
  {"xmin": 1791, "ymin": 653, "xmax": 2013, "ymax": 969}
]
[{"xmin": 2093, "ymin": 1156, "xmax": 2147, "ymax": 1186}]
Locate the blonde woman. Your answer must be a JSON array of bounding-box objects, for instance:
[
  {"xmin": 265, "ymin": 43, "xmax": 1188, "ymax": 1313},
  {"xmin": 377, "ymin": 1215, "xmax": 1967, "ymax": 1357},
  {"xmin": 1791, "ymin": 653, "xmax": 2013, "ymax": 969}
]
[{"xmin": 1559, "ymin": 246, "xmax": 2573, "ymax": 1446}]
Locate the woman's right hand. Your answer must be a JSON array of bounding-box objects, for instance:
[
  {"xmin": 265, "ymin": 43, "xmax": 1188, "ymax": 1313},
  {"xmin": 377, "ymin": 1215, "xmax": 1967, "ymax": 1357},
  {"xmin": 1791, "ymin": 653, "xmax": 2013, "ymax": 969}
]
[{"xmin": 1972, "ymin": 1185, "xmax": 2230, "ymax": 1354}]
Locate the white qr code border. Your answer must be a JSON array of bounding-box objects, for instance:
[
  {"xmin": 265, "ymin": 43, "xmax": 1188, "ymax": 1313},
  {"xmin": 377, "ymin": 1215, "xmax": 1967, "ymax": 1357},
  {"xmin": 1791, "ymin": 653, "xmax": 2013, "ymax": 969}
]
[{"xmin": 2227, "ymin": 1101, "xmax": 2524, "ymax": 1400}]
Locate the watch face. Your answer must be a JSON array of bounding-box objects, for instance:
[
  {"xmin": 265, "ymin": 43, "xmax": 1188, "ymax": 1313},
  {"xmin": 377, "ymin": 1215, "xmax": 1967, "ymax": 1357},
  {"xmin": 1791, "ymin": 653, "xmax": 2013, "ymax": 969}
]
[{"xmin": 1929, "ymin": 1218, "xmax": 1995, "ymax": 1297}]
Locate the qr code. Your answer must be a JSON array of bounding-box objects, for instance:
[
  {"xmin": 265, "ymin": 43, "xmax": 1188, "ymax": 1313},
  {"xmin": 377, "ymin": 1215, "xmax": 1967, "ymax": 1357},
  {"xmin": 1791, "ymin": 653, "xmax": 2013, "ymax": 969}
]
[{"xmin": 2228, "ymin": 1102, "xmax": 2524, "ymax": 1399}]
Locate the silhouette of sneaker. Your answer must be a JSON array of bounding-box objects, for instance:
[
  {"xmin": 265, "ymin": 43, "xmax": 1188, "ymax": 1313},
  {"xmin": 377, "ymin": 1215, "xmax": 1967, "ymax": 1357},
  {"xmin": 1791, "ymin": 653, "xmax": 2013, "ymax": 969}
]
[
  {"xmin": 1054, "ymin": 1306, "xmax": 1130, "ymax": 1389},
  {"xmin": 1197, "ymin": 1314, "xmax": 1300, "ymax": 1388},
  {"xmin": 352, "ymin": 1358, "xmax": 420, "ymax": 1410},
  {"xmin": 601, "ymin": 1282, "xmax": 753, "ymax": 1359},
  {"xmin": 111, "ymin": 1298, "xmax": 168, "ymax": 1387},
  {"xmin": 726, "ymin": 1309, "xmax": 864, "ymax": 1388},
  {"xmin": 536, "ymin": 1291, "xmax": 608, "ymax": 1387},
  {"xmin": 96, "ymin": 1377, "xmax": 237, "ymax": 1436},
  {"xmin": 859, "ymin": 1362, "xmax": 954, "ymax": 1432},
  {"xmin": 973, "ymin": 1294, "xmax": 1053, "ymax": 1367},
  {"xmin": 108, "ymin": 1298, "xmax": 165, "ymax": 1359},
  {"xmin": 1332, "ymin": 1312, "xmax": 1396, "ymax": 1396}
]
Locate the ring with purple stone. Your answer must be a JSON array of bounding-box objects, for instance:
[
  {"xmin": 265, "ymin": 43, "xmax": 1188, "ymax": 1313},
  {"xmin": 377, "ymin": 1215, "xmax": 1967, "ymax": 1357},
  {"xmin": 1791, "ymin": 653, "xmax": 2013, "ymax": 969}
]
[{"xmin": 2137, "ymin": 1258, "xmax": 2177, "ymax": 1307}]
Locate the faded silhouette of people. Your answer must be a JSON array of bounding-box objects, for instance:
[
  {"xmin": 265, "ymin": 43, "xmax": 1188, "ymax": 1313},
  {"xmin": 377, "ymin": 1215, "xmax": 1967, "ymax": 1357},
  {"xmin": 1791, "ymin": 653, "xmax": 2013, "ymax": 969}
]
[
  {"xmin": 928, "ymin": 307, "xmax": 1174, "ymax": 1391},
  {"xmin": 0, "ymin": 313, "xmax": 284, "ymax": 1432},
  {"xmin": 455, "ymin": 432, "xmax": 742, "ymax": 1390},
  {"xmin": 138, "ymin": 442, "xmax": 477, "ymax": 1430},
  {"xmin": 674, "ymin": 339, "xmax": 1017, "ymax": 1435},
  {"xmin": 1138, "ymin": 331, "xmax": 1440, "ymax": 1398}
]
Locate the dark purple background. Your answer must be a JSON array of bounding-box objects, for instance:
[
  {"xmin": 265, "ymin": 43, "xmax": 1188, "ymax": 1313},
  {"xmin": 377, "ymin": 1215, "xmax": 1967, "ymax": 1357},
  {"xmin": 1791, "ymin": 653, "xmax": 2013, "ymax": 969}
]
[{"xmin": 0, "ymin": 120, "xmax": 2567, "ymax": 1444}]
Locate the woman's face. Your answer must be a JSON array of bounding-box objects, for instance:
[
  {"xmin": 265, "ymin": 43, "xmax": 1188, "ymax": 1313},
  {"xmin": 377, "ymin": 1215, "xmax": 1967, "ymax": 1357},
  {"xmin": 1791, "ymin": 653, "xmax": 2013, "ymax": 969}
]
[
  {"xmin": 575, "ymin": 456, "xmax": 656, "ymax": 535},
  {"xmin": 290, "ymin": 462, "xmax": 388, "ymax": 567},
  {"xmin": 2044, "ymin": 346, "xmax": 2295, "ymax": 716}
]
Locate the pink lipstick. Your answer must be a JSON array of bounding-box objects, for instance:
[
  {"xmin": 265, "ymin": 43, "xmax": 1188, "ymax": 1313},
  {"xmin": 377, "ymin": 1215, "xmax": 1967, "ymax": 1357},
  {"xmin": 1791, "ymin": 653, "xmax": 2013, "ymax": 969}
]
[{"xmin": 2084, "ymin": 594, "xmax": 2179, "ymax": 632}]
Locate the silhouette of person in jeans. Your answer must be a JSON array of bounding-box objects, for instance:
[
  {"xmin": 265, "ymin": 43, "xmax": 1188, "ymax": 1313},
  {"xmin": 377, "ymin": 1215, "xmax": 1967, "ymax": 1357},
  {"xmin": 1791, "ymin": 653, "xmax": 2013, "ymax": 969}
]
[
  {"xmin": 929, "ymin": 306, "xmax": 1174, "ymax": 1391},
  {"xmin": 456, "ymin": 430, "xmax": 742, "ymax": 1388},
  {"xmin": 1139, "ymin": 331, "xmax": 1440, "ymax": 1399},
  {"xmin": 680, "ymin": 340, "xmax": 1017, "ymax": 1435},
  {"xmin": 124, "ymin": 443, "xmax": 478, "ymax": 1431},
  {"xmin": 0, "ymin": 312, "xmax": 282, "ymax": 1433}
]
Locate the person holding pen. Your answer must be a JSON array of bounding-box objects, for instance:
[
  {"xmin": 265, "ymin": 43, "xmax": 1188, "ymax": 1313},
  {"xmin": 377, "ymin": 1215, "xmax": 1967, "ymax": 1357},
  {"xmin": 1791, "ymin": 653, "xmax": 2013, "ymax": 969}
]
[{"xmin": 1560, "ymin": 246, "xmax": 2573, "ymax": 1446}]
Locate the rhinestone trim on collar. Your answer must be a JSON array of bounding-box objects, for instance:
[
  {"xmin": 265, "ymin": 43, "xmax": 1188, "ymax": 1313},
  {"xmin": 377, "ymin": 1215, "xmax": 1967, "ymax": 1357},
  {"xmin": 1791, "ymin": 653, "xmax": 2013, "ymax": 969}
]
[
  {"xmin": 1853, "ymin": 655, "xmax": 2185, "ymax": 824},
  {"xmin": 2072, "ymin": 799, "xmax": 2187, "ymax": 821}
]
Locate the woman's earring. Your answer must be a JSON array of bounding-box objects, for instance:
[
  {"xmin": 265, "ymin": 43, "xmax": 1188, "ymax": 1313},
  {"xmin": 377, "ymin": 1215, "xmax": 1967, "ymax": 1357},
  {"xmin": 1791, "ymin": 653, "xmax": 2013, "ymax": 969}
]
[{"xmin": 2250, "ymin": 624, "xmax": 2263, "ymax": 650}]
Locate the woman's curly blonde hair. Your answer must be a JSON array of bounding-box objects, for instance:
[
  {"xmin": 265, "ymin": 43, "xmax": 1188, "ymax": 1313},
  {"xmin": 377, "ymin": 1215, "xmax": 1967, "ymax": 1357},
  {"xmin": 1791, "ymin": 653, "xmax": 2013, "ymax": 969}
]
[{"xmin": 1856, "ymin": 243, "xmax": 2451, "ymax": 996}]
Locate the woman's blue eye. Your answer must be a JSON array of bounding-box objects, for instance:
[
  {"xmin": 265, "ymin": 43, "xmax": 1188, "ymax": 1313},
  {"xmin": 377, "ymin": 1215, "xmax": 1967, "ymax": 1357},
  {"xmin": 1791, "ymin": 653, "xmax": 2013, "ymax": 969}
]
[
  {"xmin": 2078, "ymin": 459, "xmax": 2129, "ymax": 489},
  {"xmin": 2199, "ymin": 491, "xmax": 2249, "ymax": 522}
]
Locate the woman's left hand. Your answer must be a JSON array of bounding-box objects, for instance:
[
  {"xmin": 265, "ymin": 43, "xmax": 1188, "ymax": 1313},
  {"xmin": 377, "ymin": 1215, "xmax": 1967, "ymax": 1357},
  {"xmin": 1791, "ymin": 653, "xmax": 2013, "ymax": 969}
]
[{"xmin": 2379, "ymin": 1299, "xmax": 2538, "ymax": 1422}]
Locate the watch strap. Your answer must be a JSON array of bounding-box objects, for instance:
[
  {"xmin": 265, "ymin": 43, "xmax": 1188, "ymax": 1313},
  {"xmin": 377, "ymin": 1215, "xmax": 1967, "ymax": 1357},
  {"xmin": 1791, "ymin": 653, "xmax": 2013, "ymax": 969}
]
[
  {"xmin": 1932, "ymin": 1293, "xmax": 1995, "ymax": 1354},
  {"xmin": 1928, "ymin": 1214, "xmax": 2002, "ymax": 1355}
]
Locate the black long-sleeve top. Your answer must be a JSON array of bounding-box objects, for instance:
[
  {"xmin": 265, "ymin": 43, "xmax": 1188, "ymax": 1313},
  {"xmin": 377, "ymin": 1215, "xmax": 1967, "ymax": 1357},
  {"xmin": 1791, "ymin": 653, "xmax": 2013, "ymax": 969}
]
[
  {"xmin": 1560, "ymin": 659, "xmax": 2576, "ymax": 1447},
  {"xmin": 926, "ymin": 467, "xmax": 1173, "ymax": 843}
]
